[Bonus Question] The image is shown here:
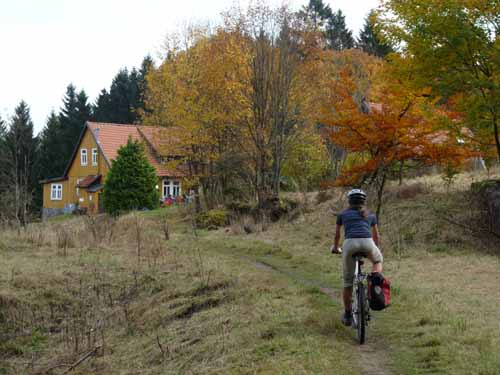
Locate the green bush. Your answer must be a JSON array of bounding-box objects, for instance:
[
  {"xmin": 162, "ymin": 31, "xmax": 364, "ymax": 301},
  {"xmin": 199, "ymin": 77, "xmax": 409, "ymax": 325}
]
[
  {"xmin": 102, "ymin": 138, "xmax": 159, "ymax": 216},
  {"xmin": 225, "ymin": 200, "xmax": 254, "ymax": 215},
  {"xmin": 195, "ymin": 209, "xmax": 229, "ymax": 230}
]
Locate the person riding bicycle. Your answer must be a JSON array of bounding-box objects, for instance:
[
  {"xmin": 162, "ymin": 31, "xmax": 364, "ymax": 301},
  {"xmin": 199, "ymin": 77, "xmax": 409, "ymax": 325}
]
[{"xmin": 331, "ymin": 189, "xmax": 383, "ymax": 326}]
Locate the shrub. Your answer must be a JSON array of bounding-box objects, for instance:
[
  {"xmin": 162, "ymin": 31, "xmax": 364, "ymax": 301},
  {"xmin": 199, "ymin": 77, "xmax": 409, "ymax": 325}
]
[
  {"xmin": 316, "ymin": 190, "xmax": 333, "ymax": 204},
  {"xmin": 102, "ymin": 138, "xmax": 159, "ymax": 216},
  {"xmin": 225, "ymin": 200, "xmax": 253, "ymax": 215},
  {"xmin": 195, "ymin": 209, "xmax": 229, "ymax": 230},
  {"xmin": 396, "ymin": 183, "xmax": 429, "ymax": 199}
]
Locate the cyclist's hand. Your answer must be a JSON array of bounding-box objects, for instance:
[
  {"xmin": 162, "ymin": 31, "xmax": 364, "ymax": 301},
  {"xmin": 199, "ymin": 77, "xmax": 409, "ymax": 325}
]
[{"xmin": 331, "ymin": 245, "xmax": 342, "ymax": 254}]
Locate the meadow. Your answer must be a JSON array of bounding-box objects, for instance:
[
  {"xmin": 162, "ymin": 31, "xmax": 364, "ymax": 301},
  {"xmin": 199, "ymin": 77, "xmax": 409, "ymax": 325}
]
[{"xmin": 1, "ymin": 171, "xmax": 499, "ymax": 375}]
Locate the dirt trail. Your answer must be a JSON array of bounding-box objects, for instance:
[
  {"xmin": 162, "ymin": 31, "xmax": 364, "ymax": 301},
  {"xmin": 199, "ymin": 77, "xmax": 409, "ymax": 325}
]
[{"xmin": 255, "ymin": 261, "xmax": 392, "ymax": 375}]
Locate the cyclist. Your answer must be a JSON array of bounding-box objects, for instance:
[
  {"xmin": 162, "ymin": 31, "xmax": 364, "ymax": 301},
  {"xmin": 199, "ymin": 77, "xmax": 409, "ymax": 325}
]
[{"xmin": 331, "ymin": 189, "xmax": 383, "ymax": 326}]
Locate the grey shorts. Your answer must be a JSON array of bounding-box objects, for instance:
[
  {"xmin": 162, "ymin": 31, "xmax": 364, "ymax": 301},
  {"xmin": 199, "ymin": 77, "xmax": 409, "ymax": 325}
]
[{"xmin": 342, "ymin": 238, "xmax": 383, "ymax": 288}]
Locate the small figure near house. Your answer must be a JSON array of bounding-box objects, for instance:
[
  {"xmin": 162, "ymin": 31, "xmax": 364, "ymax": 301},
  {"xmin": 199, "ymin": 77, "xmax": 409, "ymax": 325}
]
[{"xmin": 165, "ymin": 195, "xmax": 174, "ymax": 206}]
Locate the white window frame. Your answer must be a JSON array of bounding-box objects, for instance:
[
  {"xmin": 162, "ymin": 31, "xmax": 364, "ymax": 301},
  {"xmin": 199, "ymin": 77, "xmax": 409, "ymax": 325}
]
[
  {"xmin": 92, "ymin": 148, "xmax": 98, "ymax": 166},
  {"xmin": 50, "ymin": 184, "xmax": 63, "ymax": 201},
  {"xmin": 173, "ymin": 181, "xmax": 181, "ymax": 197},
  {"xmin": 81, "ymin": 148, "xmax": 88, "ymax": 166},
  {"xmin": 163, "ymin": 179, "xmax": 181, "ymax": 198}
]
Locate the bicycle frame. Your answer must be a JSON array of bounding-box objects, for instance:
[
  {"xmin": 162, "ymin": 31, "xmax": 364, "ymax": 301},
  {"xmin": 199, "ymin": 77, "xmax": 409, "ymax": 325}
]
[{"xmin": 352, "ymin": 254, "xmax": 370, "ymax": 344}]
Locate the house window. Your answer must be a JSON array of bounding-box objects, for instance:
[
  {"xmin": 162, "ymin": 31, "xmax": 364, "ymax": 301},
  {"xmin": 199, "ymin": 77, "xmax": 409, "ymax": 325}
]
[
  {"xmin": 163, "ymin": 179, "xmax": 181, "ymax": 198},
  {"xmin": 51, "ymin": 184, "xmax": 63, "ymax": 200},
  {"xmin": 173, "ymin": 181, "xmax": 181, "ymax": 197},
  {"xmin": 81, "ymin": 148, "xmax": 88, "ymax": 166},
  {"xmin": 163, "ymin": 179, "xmax": 171, "ymax": 198},
  {"xmin": 92, "ymin": 148, "xmax": 98, "ymax": 166}
]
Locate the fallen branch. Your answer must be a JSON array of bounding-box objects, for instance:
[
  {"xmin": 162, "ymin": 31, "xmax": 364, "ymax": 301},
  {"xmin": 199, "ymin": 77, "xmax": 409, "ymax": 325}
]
[{"xmin": 62, "ymin": 346, "xmax": 101, "ymax": 374}]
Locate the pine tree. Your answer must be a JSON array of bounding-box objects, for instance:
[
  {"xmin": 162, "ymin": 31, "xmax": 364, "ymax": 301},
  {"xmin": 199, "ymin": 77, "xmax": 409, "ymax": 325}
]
[
  {"xmin": 128, "ymin": 67, "xmax": 141, "ymax": 121},
  {"xmin": 109, "ymin": 69, "xmax": 134, "ymax": 124},
  {"xmin": 357, "ymin": 11, "xmax": 393, "ymax": 57},
  {"xmin": 137, "ymin": 55, "xmax": 154, "ymax": 116},
  {"xmin": 92, "ymin": 57, "xmax": 153, "ymax": 124},
  {"xmin": 102, "ymin": 138, "xmax": 159, "ymax": 215},
  {"xmin": 92, "ymin": 89, "xmax": 112, "ymax": 122},
  {"xmin": 2, "ymin": 101, "xmax": 38, "ymax": 224},
  {"xmin": 59, "ymin": 84, "xmax": 91, "ymax": 167},
  {"xmin": 36, "ymin": 112, "xmax": 65, "ymax": 179},
  {"xmin": 0, "ymin": 115, "xmax": 7, "ymax": 193},
  {"xmin": 326, "ymin": 10, "xmax": 355, "ymax": 50},
  {"xmin": 32, "ymin": 112, "xmax": 64, "ymax": 211},
  {"xmin": 299, "ymin": 0, "xmax": 332, "ymax": 32}
]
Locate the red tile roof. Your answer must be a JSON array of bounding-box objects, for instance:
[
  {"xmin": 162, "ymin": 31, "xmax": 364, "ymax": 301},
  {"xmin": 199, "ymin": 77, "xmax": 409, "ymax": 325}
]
[
  {"xmin": 78, "ymin": 174, "xmax": 101, "ymax": 188},
  {"xmin": 87, "ymin": 122, "xmax": 183, "ymax": 177}
]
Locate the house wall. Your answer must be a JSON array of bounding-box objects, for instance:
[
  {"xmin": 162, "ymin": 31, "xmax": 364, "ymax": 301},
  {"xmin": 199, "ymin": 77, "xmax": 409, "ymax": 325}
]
[
  {"xmin": 42, "ymin": 127, "xmax": 110, "ymax": 214},
  {"xmin": 67, "ymin": 129, "xmax": 107, "ymax": 208},
  {"xmin": 42, "ymin": 180, "xmax": 71, "ymax": 219},
  {"xmin": 42, "ymin": 180, "xmax": 68, "ymax": 209}
]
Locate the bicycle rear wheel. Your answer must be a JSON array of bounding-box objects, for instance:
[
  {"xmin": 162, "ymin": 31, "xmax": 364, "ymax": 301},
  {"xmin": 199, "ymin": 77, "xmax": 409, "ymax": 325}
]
[{"xmin": 356, "ymin": 283, "xmax": 366, "ymax": 345}]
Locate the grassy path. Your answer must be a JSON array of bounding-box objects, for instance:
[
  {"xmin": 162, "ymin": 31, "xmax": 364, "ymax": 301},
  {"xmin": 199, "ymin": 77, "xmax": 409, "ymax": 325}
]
[
  {"xmin": 254, "ymin": 259, "xmax": 392, "ymax": 375},
  {"xmin": 189, "ymin": 199, "xmax": 500, "ymax": 375},
  {"xmin": 190, "ymin": 232, "xmax": 394, "ymax": 375}
]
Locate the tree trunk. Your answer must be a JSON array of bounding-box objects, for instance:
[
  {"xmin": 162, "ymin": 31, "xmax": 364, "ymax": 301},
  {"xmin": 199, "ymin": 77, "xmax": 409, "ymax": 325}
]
[
  {"xmin": 493, "ymin": 116, "xmax": 500, "ymax": 163},
  {"xmin": 375, "ymin": 171, "xmax": 387, "ymax": 222}
]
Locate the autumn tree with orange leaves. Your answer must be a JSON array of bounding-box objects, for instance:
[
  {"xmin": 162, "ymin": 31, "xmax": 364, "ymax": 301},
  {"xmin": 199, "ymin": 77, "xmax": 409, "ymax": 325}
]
[{"xmin": 319, "ymin": 64, "xmax": 474, "ymax": 217}]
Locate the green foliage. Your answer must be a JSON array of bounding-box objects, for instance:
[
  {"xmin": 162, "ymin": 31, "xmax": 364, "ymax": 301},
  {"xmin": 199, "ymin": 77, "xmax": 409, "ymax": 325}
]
[
  {"xmin": 326, "ymin": 10, "xmax": 354, "ymax": 51},
  {"xmin": 92, "ymin": 56, "xmax": 153, "ymax": 124},
  {"xmin": 380, "ymin": 0, "xmax": 500, "ymax": 160},
  {"xmin": 102, "ymin": 138, "xmax": 159, "ymax": 215},
  {"xmin": 1, "ymin": 101, "xmax": 38, "ymax": 222},
  {"xmin": 282, "ymin": 131, "xmax": 330, "ymax": 191},
  {"xmin": 59, "ymin": 85, "xmax": 91, "ymax": 160},
  {"xmin": 357, "ymin": 10, "xmax": 393, "ymax": 57},
  {"xmin": 299, "ymin": 0, "xmax": 333, "ymax": 32},
  {"xmin": 441, "ymin": 162, "xmax": 460, "ymax": 191},
  {"xmin": 195, "ymin": 209, "xmax": 229, "ymax": 230}
]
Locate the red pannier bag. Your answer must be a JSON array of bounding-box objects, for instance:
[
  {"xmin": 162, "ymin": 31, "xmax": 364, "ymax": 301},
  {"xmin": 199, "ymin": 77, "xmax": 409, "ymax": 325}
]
[{"xmin": 368, "ymin": 272, "xmax": 391, "ymax": 311}]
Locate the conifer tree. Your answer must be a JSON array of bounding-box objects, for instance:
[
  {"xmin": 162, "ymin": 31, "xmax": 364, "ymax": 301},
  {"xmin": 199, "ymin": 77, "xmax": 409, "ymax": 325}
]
[
  {"xmin": 33, "ymin": 112, "xmax": 64, "ymax": 210},
  {"xmin": 58, "ymin": 84, "xmax": 91, "ymax": 172},
  {"xmin": 0, "ymin": 115, "xmax": 7, "ymax": 195},
  {"xmin": 326, "ymin": 10, "xmax": 355, "ymax": 50},
  {"xmin": 102, "ymin": 138, "xmax": 159, "ymax": 215},
  {"xmin": 109, "ymin": 69, "xmax": 134, "ymax": 124},
  {"xmin": 92, "ymin": 57, "xmax": 153, "ymax": 124},
  {"xmin": 36, "ymin": 112, "xmax": 65, "ymax": 179},
  {"xmin": 128, "ymin": 68, "xmax": 141, "ymax": 120},
  {"xmin": 92, "ymin": 89, "xmax": 112, "ymax": 122},
  {"xmin": 2, "ymin": 101, "xmax": 38, "ymax": 224},
  {"xmin": 299, "ymin": 0, "xmax": 332, "ymax": 32},
  {"xmin": 357, "ymin": 11, "xmax": 393, "ymax": 57},
  {"xmin": 137, "ymin": 55, "xmax": 154, "ymax": 116}
]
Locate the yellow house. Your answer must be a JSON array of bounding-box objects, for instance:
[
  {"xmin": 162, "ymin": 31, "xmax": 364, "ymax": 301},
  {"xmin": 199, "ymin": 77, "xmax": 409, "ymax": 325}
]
[{"xmin": 40, "ymin": 122, "xmax": 183, "ymax": 218}]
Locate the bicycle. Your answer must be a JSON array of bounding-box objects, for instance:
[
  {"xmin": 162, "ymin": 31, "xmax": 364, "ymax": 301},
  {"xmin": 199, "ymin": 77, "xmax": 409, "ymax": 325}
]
[{"xmin": 352, "ymin": 253, "xmax": 370, "ymax": 345}]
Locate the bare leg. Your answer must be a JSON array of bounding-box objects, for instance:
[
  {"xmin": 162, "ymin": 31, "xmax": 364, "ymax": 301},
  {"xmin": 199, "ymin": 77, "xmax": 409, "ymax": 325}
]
[
  {"xmin": 342, "ymin": 287, "xmax": 353, "ymax": 312},
  {"xmin": 372, "ymin": 262, "xmax": 382, "ymax": 273}
]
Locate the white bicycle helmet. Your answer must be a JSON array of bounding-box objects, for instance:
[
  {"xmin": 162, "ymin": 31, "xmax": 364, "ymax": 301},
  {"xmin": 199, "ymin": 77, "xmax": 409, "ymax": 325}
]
[{"xmin": 347, "ymin": 189, "xmax": 367, "ymax": 205}]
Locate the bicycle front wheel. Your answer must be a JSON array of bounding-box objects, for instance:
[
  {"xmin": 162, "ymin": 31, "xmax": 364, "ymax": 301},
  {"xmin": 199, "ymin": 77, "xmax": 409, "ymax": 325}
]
[{"xmin": 356, "ymin": 283, "xmax": 366, "ymax": 345}]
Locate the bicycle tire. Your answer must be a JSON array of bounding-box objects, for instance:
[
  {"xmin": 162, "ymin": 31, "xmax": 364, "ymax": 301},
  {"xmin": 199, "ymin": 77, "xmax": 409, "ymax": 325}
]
[{"xmin": 357, "ymin": 283, "xmax": 366, "ymax": 345}]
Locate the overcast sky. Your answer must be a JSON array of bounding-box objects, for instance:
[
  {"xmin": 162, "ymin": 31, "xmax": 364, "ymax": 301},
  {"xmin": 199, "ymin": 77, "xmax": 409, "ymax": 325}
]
[{"xmin": 0, "ymin": 0, "xmax": 380, "ymax": 133}]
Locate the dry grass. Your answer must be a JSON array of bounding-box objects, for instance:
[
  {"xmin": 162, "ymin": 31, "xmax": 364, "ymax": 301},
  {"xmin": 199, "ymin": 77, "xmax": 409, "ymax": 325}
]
[
  {"xmin": 2, "ymin": 169, "xmax": 500, "ymax": 374},
  {"xmin": 0, "ymin": 210, "xmax": 357, "ymax": 375}
]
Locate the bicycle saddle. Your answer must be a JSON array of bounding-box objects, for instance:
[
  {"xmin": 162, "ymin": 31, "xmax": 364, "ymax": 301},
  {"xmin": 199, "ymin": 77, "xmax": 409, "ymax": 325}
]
[{"xmin": 351, "ymin": 252, "xmax": 367, "ymax": 260}]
